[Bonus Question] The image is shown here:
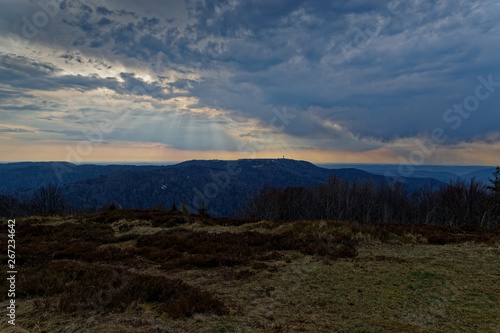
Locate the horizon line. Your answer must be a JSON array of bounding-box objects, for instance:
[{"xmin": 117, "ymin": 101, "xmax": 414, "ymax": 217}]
[{"xmin": 0, "ymin": 159, "xmax": 496, "ymax": 168}]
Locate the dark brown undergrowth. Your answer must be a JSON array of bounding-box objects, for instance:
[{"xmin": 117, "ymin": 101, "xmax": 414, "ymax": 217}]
[
  {"xmin": 136, "ymin": 228, "xmax": 357, "ymax": 270},
  {"xmin": 355, "ymin": 223, "xmax": 500, "ymax": 245},
  {"xmin": 18, "ymin": 222, "xmax": 115, "ymax": 242},
  {"xmin": 84, "ymin": 209, "xmax": 196, "ymax": 225},
  {"xmin": 2, "ymin": 210, "xmax": 498, "ymax": 323},
  {"xmin": 16, "ymin": 260, "xmax": 227, "ymax": 318},
  {"xmin": 81, "ymin": 208, "xmax": 259, "ymax": 227},
  {"xmin": 12, "ymin": 222, "xmax": 122, "ymax": 265}
]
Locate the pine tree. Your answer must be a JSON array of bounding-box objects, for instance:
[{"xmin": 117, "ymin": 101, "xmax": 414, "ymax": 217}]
[
  {"xmin": 180, "ymin": 202, "xmax": 189, "ymax": 214},
  {"xmin": 107, "ymin": 202, "xmax": 118, "ymax": 212},
  {"xmin": 171, "ymin": 202, "xmax": 178, "ymax": 211},
  {"xmin": 197, "ymin": 202, "xmax": 208, "ymax": 216},
  {"xmin": 487, "ymin": 166, "xmax": 500, "ymax": 193},
  {"xmin": 487, "ymin": 166, "xmax": 500, "ymax": 219}
]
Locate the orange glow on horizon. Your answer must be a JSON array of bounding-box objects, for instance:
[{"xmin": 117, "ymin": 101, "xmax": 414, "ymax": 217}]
[{"xmin": 0, "ymin": 141, "xmax": 498, "ymax": 166}]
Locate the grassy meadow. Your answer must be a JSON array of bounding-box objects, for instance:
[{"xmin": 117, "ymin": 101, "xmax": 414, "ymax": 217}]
[{"xmin": 1, "ymin": 209, "xmax": 499, "ymax": 332}]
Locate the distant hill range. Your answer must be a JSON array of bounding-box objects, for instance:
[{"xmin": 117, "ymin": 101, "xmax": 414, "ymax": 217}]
[
  {"xmin": 0, "ymin": 159, "xmax": 448, "ymax": 217},
  {"xmin": 318, "ymin": 164, "xmax": 497, "ymax": 184}
]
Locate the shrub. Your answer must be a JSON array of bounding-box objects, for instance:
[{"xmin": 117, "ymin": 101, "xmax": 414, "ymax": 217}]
[{"xmin": 57, "ymin": 263, "xmax": 227, "ymax": 317}]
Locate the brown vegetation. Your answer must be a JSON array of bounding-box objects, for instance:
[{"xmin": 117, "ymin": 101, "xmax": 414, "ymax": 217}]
[{"xmin": 0, "ymin": 209, "xmax": 499, "ymax": 332}]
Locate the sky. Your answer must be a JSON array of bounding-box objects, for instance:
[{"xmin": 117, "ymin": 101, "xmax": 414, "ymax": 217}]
[{"xmin": 0, "ymin": 0, "xmax": 499, "ymax": 165}]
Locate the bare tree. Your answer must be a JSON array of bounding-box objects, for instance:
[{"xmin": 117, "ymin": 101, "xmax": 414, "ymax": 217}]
[
  {"xmin": 242, "ymin": 175, "xmax": 499, "ymax": 227},
  {"xmin": 32, "ymin": 185, "xmax": 69, "ymax": 216},
  {"xmin": 0, "ymin": 195, "xmax": 22, "ymax": 217}
]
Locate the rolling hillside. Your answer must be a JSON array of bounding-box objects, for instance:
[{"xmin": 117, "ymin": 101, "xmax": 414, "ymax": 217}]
[{"xmin": 0, "ymin": 159, "xmax": 444, "ymax": 217}]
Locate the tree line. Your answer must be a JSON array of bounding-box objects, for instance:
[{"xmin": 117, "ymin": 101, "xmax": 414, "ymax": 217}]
[
  {"xmin": 0, "ymin": 184, "xmax": 205, "ymax": 218},
  {"xmin": 0, "ymin": 185, "xmax": 72, "ymax": 217},
  {"xmin": 1, "ymin": 167, "xmax": 499, "ymax": 227},
  {"xmin": 242, "ymin": 167, "xmax": 500, "ymax": 227}
]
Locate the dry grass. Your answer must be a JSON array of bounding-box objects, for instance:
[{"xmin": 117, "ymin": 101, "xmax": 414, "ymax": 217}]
[{"xmin": 0, "ymin": 210, "xmax": 499, "ymax": 332}]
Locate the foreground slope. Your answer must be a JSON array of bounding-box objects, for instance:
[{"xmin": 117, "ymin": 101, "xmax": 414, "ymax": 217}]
[{"xmin": 1, "ymin": 210, "xmax": 498, "ymax": 332}]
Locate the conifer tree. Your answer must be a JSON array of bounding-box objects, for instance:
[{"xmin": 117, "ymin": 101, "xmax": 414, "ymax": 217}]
[
  {"xmin": 197, "ymin": 202, "xmax": 208, "ymax": 216},
  {"xmin": 180, "ymin": 202, "xmax": 189, "ymax": 214},
  {"xmin": 487, "ymin": 166, "xmax": 500, "ymax": 193}
]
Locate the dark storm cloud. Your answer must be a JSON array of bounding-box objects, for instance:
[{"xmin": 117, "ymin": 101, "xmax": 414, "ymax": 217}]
[
  {"xmin": 1, "ymin": 0, "xmax": 500, "ymax": 150},
  {"xmin": 0, "ymin": 54, "xmax": 192, "ymax": 101},
  {"xmin": 0, "ymin": 54, "xmax": 114, "ymax": 91},
  {"xmin": 181, "ymin": 0, "xmax": 500, "ymax": 144}
]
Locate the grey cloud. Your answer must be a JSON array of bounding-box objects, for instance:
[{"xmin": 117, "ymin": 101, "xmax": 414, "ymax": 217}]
[
  {"xmin": 96, "ymin": 6, "xmax": 112, "ymax": 16},
  {"xmin": 0, "ymin": 126, "xmax": 34, "ymax": 133},
  {"xmin": 1, "ymin": 0, "xmax": 499, "ymax": 153},
  {"xmin": 0, "ymin": 54, "xmax": 192, "ymax": 101}
]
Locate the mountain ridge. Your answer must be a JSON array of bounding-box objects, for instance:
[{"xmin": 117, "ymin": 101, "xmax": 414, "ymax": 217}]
[{"xmin": 0, "ymin": 159, "xmax": 445, "ymax": 217}]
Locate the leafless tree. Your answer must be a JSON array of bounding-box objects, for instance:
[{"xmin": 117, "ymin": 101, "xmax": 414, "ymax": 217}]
[
  {"xmin": 242, "ymin": 176, "xmax": 499, "ymax": 227},
  {"xmin": 32, "ymin": 185, "xmax": 69, "ymax": 216}
]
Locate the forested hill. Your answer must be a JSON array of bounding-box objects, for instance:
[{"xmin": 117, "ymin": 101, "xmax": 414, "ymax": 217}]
[{"xmin": 0, "ymin": 159, "xmax": 443, "ymax": 217}]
